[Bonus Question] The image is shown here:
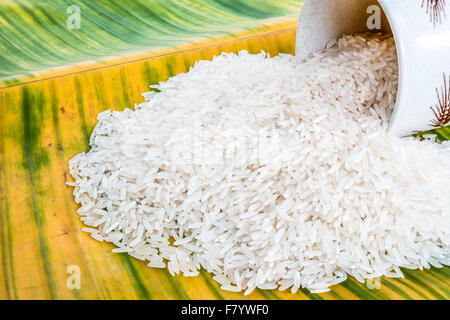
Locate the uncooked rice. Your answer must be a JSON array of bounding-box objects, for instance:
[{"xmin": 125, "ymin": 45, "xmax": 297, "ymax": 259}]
[{"xmin": 68, "ymin": 34, "xmax": 450, "ymax": 294}]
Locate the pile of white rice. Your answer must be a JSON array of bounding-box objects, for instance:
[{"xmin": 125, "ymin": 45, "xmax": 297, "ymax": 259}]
[{"xmin": 68, "ymin": 34, "xmax": 450, "ymax": 294}]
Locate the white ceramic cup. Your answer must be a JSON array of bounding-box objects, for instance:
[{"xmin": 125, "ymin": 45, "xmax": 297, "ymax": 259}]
[{"xmin": 295, "ymin": 0, "xmax": 450, "ymax": 137}]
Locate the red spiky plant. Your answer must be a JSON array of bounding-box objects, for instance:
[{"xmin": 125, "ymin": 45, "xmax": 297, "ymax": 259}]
[
  {"xmin": 430, "ymin": 73, "xmax": 450, "ymax": 127},
  {"xmin": 422, "ymin": 0, "xmax": 447, "ymax": 25}
]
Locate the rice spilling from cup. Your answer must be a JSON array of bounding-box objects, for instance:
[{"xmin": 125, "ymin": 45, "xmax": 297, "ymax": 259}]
[{"xmin": 68, "ymin": 34, "xmax": 450, "ymax": 294}]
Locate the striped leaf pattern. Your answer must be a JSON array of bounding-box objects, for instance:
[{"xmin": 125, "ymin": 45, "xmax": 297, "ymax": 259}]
[
  {"xmin": 0, "ymin": 0, "xmax": 449, "ymax": 300},
  {"xmin": 0, "ymin": 0, "xmax": 302, "ymax": 86}
]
